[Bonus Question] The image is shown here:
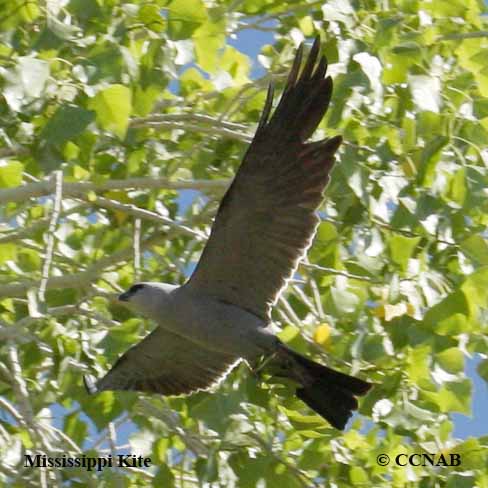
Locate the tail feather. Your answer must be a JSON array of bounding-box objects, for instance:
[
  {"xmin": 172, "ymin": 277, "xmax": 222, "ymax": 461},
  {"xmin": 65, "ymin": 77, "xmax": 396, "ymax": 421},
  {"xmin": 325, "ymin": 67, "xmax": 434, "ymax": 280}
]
[
  {"xmin": 291, "ymin": 350, "xmax": 371, "ymax": 396},
  {"xmin": 284, "ymin": 347, "xmax": 372, "ymax": 430},
  {"xmin": 296, "ymin": 383, "xmax": 356, "ymax": 430}
]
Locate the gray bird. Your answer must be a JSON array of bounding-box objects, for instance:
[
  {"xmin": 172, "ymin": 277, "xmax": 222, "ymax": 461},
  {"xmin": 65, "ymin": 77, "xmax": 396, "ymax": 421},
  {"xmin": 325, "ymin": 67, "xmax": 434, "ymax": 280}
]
[{"xmin": 85, "ymin": 37, "xmax": 372, "ymax": 430}]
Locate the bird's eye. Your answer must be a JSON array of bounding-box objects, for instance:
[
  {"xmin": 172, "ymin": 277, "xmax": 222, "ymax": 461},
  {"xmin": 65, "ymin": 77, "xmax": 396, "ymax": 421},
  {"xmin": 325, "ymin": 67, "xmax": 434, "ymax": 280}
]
[{"xmin": 129, "ymin": 284, "xmax": 144, "ymax": 293}]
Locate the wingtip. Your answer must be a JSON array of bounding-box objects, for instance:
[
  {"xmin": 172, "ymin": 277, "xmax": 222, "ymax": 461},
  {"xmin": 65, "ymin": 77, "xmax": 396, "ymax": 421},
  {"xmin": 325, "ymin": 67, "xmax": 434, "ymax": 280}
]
[
  {"xmin": 313, "ymin": 55, "xmax": 328, "ymax": 81},
  {"xmin": 285, "ymin": 42, "xmax": 304, "ymax": 91},
  {"xmin": 329, "ymin": 134, "xmax": 343, "ymax": 151},
  {"xmin": 257, "ymin": 81, "xmax": 275, "ymax": 132},
  {"xmin": 300, "ymin": 36, "xmax": 321, "ymax": 81},
  {"xmin": 83, "ymin": 374, "xmax": 98, "ymax": 395}
]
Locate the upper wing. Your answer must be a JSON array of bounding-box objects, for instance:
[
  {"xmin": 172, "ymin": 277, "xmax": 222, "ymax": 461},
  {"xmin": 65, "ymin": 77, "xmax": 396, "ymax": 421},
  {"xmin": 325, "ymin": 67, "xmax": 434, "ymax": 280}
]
[
  {"xmin": 184, "ymin": 37, "xmax": 342, "ymax": 320},
  {"xmin": 88, "ymin": 327, "xmax": 239, "ymax": 396}
]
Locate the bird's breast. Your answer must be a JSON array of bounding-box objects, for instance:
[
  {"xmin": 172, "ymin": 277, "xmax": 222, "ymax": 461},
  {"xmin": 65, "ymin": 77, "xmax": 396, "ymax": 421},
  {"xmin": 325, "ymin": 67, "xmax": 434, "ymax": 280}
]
[{"xmin": 159, "ymin": 289, "xmax": 274, "ymax": 359}]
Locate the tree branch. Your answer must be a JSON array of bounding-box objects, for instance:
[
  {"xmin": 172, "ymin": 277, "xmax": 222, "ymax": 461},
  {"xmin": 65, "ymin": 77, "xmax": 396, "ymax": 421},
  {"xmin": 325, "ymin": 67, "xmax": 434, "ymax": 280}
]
[
  {"xmin": 131, "ymin": 119, "xmax": 252, "ymax": 143},
  {"xmin": 0, "ymin": 232, "xmax": 163, "ymax": 297},
  {"xmin": 38, "ymin": 171, "xmax": 63, "ymax": 302},
  {"xmin": 439, "ymin": 31, "xmax": 488, "ymax": 40},
  {"xmin": 131, "ymin": 113, "xmax": 249, "ymax": 132},
  {"xmin": 0, "ymin": 177, "xmax": 229, "ymax": 206},
  {"xmin": 303, "ymin": 262, "xmax": 382, "ymax": 283},
  {"xmin": 84, "ymin": 195, "xmax": 206, "ymax": 239},
  {"xmin": 0, "ymin": 204, "xmax": 87, "ymax": 244}
]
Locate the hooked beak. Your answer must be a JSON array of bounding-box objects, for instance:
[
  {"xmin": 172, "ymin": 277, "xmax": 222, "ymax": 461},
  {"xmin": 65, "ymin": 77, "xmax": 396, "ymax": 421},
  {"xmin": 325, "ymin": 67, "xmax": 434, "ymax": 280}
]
[{"xmin": 118, "ymin": 291, "xmax": 131, "ymax": 302}]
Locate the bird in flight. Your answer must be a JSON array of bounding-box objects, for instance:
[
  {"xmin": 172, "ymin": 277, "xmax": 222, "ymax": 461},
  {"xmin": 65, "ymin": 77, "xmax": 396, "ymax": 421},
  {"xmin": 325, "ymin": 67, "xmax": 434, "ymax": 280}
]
[{"xmin": 85, "ymin": 37, "xmax": 372, "ymax": 430}]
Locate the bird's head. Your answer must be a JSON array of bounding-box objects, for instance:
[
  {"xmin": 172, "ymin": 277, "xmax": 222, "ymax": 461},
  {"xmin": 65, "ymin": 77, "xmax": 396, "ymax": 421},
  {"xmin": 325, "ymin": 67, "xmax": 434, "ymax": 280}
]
[{"xmin": 118, "ymin": 282, "xmax": 177, "ymax": 319}]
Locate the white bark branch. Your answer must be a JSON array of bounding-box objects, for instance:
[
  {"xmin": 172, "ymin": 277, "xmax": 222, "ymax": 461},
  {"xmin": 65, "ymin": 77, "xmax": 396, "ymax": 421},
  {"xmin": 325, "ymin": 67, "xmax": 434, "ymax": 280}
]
[
  {"xmin": 0, "ymin": 204, "xmax": 87, "ymax": 244},
  {"xmin": 39, "ymin": 171, "xmax": 63, "ymax": 302},
  {"xmin": 84, "ymin": 195, "xmax": 206, "ymax": 239},
  {"xmin": 131, "ymin": 113, "xmax": 249, "ymax": 132},
  {"xmin": 132, "ymin": 119, "xmax": 252, "ymax": 143},
  {"xmin": 0, "ymin": 227, "xmax": 187, "ymax": 298},
  {"xmin": 133, "ymin": 218, "xmax": 141, "ymax": 281},
  {"xmin": 0, "ymin": 177, "xmax": 229, "ymax": 206}
]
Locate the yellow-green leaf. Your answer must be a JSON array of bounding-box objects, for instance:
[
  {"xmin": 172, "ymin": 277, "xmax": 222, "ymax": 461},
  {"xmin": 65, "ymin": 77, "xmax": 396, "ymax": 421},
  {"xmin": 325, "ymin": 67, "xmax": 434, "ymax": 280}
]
[
  {"xmin": 89, "ymin": 85, "xmax": 132, "ymax": 139},
  {"xmin": 0, "ymin": 160, "xmax": 23, "ymax": 188},
  {"xmin": 436, "ymin": 348, "xmax": 464, "ymax": 374}
]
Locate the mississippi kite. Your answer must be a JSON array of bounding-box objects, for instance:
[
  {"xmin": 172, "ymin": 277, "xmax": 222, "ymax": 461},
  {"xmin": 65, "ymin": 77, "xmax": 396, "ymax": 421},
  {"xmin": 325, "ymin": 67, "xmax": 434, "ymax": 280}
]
[{"xmin": 86, "ymin": 37, "xmax": 372, "ymax": 430}]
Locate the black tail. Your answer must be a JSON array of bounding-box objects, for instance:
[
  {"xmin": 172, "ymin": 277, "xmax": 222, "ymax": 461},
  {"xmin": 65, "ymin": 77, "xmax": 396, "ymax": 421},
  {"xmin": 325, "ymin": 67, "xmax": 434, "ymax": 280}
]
[{"xmin": 287, "ymin": 348, "xmax": 372, "ymax": 430}]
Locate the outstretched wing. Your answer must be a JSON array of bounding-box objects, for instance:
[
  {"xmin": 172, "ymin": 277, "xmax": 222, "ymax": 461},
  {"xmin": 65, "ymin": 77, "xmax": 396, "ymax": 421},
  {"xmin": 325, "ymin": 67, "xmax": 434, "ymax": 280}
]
[
  {"xmin": 87, "ymin": 327, "xmax": 239, "ymax": 396},
  {"xmin": 185, "ymin": 37, "xmax": 342, "ymax": 320}
]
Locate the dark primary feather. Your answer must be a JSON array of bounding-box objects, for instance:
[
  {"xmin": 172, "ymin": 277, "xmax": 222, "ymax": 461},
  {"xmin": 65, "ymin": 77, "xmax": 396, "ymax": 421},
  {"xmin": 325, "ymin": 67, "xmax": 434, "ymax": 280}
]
[
  {"xmin": 186, "ymin": 37, "xmax": 342, "ymax": 320},
  {"xmin": 89, "ymin": 327, "xmax": 239, "ymax": 396}
]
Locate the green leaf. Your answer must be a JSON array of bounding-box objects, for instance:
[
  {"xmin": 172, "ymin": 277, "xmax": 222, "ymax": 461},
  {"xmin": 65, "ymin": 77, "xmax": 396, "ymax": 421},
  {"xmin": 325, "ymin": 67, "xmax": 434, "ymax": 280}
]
[
  {"xmin": 0, "ymin": 160, "xmax": 23, "ymax": 188},
  {"xmin": 473, "ymin": 98, "xmax": 488, "ymax": 118},
  {"xmin": 316, "ymin": 221, "xmax": 338, "ymax": 242},
  {"xmin": 349, "ymin": 466, "xmax": 369, "ymax": 484},
  {"xmin": 18, "ymin": 429, "xmax": 34, "ymax": 449},
  {"xmin": 456, "ymin": 39, "xmax": 488, "ymax": 97},
  {"xmin": 461, "ymin": 266, "xmax": 488, "ymax": 316},
  {"xmin": 80, "ymin": 391, "xmax": 126, "ymax": 430},
  {"xmin": 298, "ymin": 16, "xmax": 314, "ymax": 36},
  {"xmin": 64, "ymin": 412, "xmax": 88, "ymax": 445},
  {"xmin": 133, "ymin": 85, "xmax": 162, "ymax": 117},
  {"xmin": 461, "ymin": 235, "xmax": 488, "ymax": 265},
  {"xmin": 0, "ymin": 244, "xmax": 17, "ymax": 265},
  {"xmin": 195, "ymin": 452, "xmax": 218, "ymax": 483},
  {"xmin": 388, "ymin": 234, "xmax": 420, "ymax": 271},
  {"xmin": 278, "ymin": 324, "xmax": 300, "ymax": 343},
  {"xmin": 382, "ymin": 52, "xmax": 411, "ymax": 84},
  {"xmin": 153, "ymin": 464, "xmax": 175, "ymax": 487},
  {"xmin": 435, "ymin": 313, "xmax": 469, "ymax": 336},
  {"xmin": 477, "ymin": 359, "xmax": 488, "ymax": 382},
  {"xmin": 279, "ymin": 406, "xmax": 327, "ymax": 431},
  {"xmin": 219, "ymin": 46, "xmax": 250, "ymax": 85},
  {"xmin": 424, "ymin": 290, "xmax": 470, "ymax": 334},
  {"xmin": 277, "ymin": 325, "xmax": 309, "ymax": 354},
  {"xmin": 166, "ymin": 0, "xmax": 207, "ymax": 40},
  {"xmin": 448, "ymin": 168, "xmax": 467, "ymax": 206},
  {"xmin": 322, "ymin": 38, "xmax": 339, "ymax": 64},
  {"xmin": 406, "ymin": 345, "xmax": 432, "ymax": 386},
  {"xmin": 392, "ymin": 41, "xmax": 421, "ymax": 56},
  {"xmin": 194, "ymin": 20, "xmax": 225, "ymax": 73},
  {"xmin": 41, "ymin": 105, "xmax": 95, "ymax": 145},
  {"xmin": 448, "ymin": 438, "xmax": 486, "ymax": 471},
  {"xmin": 138, "ymin": 4, "xmax": 165, "ymax": 32},
  {"xmin": 422, "ymin": 379, "xmax": 472, "ymax": 415},
  {"xmin": 89, "ymin": 84, "xmax": 132, "ymax": 139},
  {"xmin": 418, "ymin": 136, "xmax": 449, "ymax": 186},
  {"xmin": 435, "ymin": 348, "xmax": 464, "ymax": 374},
  {"xmin": 228, "ymin": 453, "xmax": 271, "ymax": 488}
]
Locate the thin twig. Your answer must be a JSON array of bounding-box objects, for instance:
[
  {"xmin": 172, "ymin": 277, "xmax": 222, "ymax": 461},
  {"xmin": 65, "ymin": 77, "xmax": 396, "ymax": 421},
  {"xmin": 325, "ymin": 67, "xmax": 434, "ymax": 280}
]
[
  {"xmin": 131, "ymin": 113, "xmax": 249, "ymax": 132},
  {"xmin": 133, "ymin": 218, "xmax": 142, "ymax": 281},
  {"xmin": 277, "ymin": 295, "xmax": 302, "ymax": 327},
  {"xmin": 439, "ymin": 31, "xmax": 488, "ymax": 41},
  {"xmin": 137, "ymin": 399, "xmax": 208, "ymax": 456},
  {"xmin": 303, "ymin": 262, "xmax": 382, "ymax": 283},
  {"xmin": 85, "ymin": 195, "xmax": 206, "ymax": 239},
  {"xmin": 38, "ymin": 171, "xmax": 63, "ymax": 302},
  {"xmin": 132, "ymin": 120, "xmax": 252, "ymax": 143},
  {"xmin": 0, "ymin": 204, "xmax": 87, "ymax": 244}
]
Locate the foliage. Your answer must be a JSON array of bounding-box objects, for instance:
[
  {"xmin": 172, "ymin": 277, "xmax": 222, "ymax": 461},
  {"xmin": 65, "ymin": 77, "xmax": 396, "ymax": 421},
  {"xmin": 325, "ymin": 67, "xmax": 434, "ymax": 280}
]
[{"xmin": 1, "ymin": 0, "xmax": 488, "ymax": 486}]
